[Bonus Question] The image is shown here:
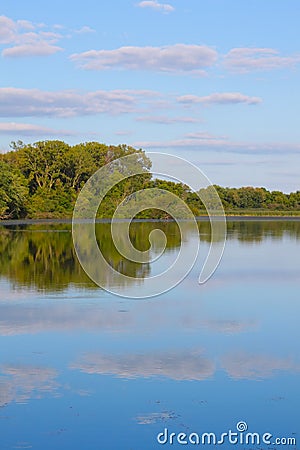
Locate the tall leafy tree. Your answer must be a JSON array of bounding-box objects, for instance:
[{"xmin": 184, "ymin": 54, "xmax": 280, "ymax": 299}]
[
  {"xmin": 15, "ymin": 140, "xmax": 71, "ymax": 193},
  {"xmin": 0, "ymin": 160, "xmax": 28, "ymax": 219}
]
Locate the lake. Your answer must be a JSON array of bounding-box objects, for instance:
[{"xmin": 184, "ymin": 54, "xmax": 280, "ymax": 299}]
[{"xmin": 0, "ymin": 220, "xmax": 299, "ymax": 449}]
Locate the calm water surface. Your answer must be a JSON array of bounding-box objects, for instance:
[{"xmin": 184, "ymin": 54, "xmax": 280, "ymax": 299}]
[{"xmin": 0, "ymin": 220, "xmax": 299, "ymax": 449}]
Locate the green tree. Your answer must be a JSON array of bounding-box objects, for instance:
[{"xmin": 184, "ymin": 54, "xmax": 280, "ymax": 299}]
[
  {"xmin": 0, "ymin": 160, "xmax": 28, "ymax": 219},
  {"xmin": 16, "ymin": 140, "xmax": 71, "ymax": 193}
]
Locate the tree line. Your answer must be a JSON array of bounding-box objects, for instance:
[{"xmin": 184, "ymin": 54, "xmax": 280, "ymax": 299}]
[{"xmin": 0, "ymin": 140, "xmax": 299, "ymax": 219}]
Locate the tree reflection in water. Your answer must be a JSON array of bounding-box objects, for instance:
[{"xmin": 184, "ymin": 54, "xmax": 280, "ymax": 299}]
[{"xmin": 0, "ymin": 220, "xmax": 299, "ymax": 291}]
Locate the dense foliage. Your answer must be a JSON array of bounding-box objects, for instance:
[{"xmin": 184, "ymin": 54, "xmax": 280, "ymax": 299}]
[
  {"xmin": 0, "ymin": 140, "xmax": 151, "ymax": 219},
  {"xmin": 0, "ymin": 140, "xmax": 299, "ymax": 219}
]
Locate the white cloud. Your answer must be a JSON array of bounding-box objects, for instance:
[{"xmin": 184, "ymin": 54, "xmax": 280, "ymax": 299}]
[
  {"xmin": 0, "ymin": 15, "xmax": 17, "ymax": 44},
  {"xmin": 136, "ymin": 115, "xmax": 202, "ymax": 124},
  {"xmin": 135, "ymin": 129, "xmax": 230, "ymax": 148},
  {"xmin": 115, "ymin": 130, "xmax": 133, "ymax": 136},
  {"xmin": 0, "ymin": 15, "xmax": 95, "ymax": 58},
  {"xmin": 70, "ymin": 44, "xmax": 218, "ymax": 74},
  {"xmin": 75, "ymin": 25, "xmax": 96, "ymax": 34},
  {"xmin": 53, "ymin": 24, "xmax": 65, "ymax": 30},
  {"xmin": 184, "ymin": 131, "xmax": 227, "ymax": 140},
  {"xmin": 133, "ymin": 134, "xmax": 300, "ymax": 154},
  {"xmin": 16, "ymin": 19, "xmax": 35, "ymax": 31},
  {"xmin": 0, "ymin": 87, "xmax": 160, "ymax": 117},
  {"xmin": 224, "ymin": 47, "xmax": 300, "ymax": 73},
  {"xmin": 0, "ymin": 14, "xmax": 63, "ymax": 57},
  {"xmin": 0, "ymin": 122, "xmax": 74, "ymax": 136},
  {"xmin": 137, "ymin": 1, "xmax": 174, "ymax": 13},
  {"xmin": 178, "ymin": 92, "xmax": 262, "ymax": 105},
  {"xmin": 2, "ymin": 42, "xmax": 62, "ymax": 57}
]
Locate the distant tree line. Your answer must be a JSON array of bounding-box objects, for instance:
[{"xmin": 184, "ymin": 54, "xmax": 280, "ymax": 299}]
[{"xmin": 0, "ymin": 140, "xmax": 299, "ymax": 219}]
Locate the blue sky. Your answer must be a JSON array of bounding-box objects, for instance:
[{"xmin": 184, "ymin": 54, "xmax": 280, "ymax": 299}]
[{"xmin": 0, "ymin": 0, "xmax": 300, "ymax": 191}]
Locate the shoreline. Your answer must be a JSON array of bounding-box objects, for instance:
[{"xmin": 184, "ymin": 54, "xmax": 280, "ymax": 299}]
[{"xmin": 1, "ymin": 215, "xmax": 300, "ymax": 226}]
